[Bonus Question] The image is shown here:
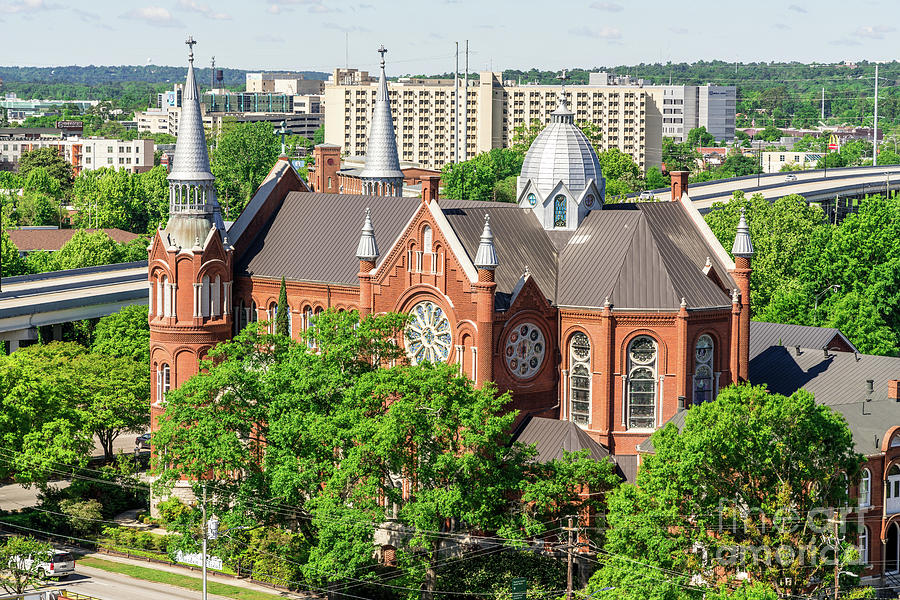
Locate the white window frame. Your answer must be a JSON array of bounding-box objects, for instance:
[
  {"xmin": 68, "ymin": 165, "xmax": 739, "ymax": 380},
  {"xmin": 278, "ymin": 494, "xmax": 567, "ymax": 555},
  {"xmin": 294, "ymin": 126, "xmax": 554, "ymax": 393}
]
[
  {"xmin": 860, "ymin": 468, "xmax": 871, "ymax": 508},
  {"xmin": 627, "ymin": 335, "xmax": 658, "ymax": 430},
  {"xmin": 569, "ymin": 333, "xmax": 591, "ymax": 426}
]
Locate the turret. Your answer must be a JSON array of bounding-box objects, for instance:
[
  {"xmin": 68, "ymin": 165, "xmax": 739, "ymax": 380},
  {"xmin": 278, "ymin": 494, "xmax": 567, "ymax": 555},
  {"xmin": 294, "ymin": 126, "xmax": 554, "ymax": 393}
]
[
  {"xmin": 729, "ymin": 208, "xmax": 753, "ymax": 381},
  {"xmin": 472, "ymin": 213, "xmax": 497, "ymax": 386},
  {"xmin": 359, "ymin": 45, "xmax": 404, "ymax": 197},
  {"xmin": 357, "ymin": 208, "xmax": 379, "ymax": 318}
]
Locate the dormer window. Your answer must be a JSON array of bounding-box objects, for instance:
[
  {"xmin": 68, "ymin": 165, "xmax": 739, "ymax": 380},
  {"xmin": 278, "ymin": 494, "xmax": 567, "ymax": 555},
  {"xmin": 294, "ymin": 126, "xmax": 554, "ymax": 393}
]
[
  {"xmin": 553, "ymin": 195, "xmax": 567, "ymax": 228},
  {"xmin": 527, "ymin": 193, "xmax": 536, "ymax": 207}
]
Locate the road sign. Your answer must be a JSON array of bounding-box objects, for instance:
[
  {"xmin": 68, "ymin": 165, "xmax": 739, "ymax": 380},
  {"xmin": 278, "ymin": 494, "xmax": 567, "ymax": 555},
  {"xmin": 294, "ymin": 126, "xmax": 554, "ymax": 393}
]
[
  {"xmin": 511, "ymin": 577, "xmax": 527, "ymax": 600},
  {"xmin": 828, "ymin": 134, "xmax": 839, "ymax": 151}
]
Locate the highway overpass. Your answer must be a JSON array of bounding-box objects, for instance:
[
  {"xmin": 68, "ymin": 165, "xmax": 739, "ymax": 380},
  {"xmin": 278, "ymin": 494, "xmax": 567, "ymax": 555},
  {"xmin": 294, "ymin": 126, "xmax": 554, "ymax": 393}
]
[
  {"xmin": 644, "ymin": 164, "xmax": 900, "ymax": 212},
  {"xmin": 0, "ymin": 261, "xmax": 148, "ymax": 352}
]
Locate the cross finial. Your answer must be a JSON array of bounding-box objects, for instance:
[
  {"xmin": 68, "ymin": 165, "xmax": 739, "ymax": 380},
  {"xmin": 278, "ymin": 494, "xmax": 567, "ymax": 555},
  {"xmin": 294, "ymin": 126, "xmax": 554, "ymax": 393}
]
[
  {"xmin": 377, "ymin": 44, "xmax": 387, "ymax": 68},
  {"xmin": 483, "ymin": 212, "xmax": 490, "ymax": 224},
  {"xmin": 185, "ymin": 35, "xmax": 197, "ymax": 63}
]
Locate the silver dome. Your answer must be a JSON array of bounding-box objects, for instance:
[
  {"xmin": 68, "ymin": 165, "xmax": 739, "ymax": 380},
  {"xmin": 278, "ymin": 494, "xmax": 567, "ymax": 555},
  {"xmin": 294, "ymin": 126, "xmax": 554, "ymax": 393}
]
[{"xmin": 520, "ymin": 122, "xmax": 603, "ymax": 193}]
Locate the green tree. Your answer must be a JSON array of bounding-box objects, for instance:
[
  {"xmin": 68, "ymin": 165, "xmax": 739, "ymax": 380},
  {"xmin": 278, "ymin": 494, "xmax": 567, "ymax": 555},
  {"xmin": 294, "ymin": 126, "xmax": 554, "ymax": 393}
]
[
  {"xmin": 211, "ymin": 120, "xmax": 281, "ymax": 219},
  {"xmin": 275, "ymin": 277, "xmax": 289, "ymax": 337},
  {"xmin": 441, "ymin": 148, "xmax": 524, "ymax": 202},
  {"xmin": 756, "ymin": 125, "xmax": 783, "ymax": 142},
  {"xmin": 71, "ymin": 168, "xmax": 147, "ymax": 231},
  {"xmin": 53, "ymin": 230, "xmax": 123, "ymax": 270},
  {"xmin": 74, "ymin": 351, "xmax": 149, "ymax": 461},
  {"xmin": 876, "ymin": 148, "xmax": 900, "ymax": 165},
  {"xmin": 1, "ymin": 230, "xmax": 27, "ymax": 277},
  {"xmin": 0, "ymin": 537, "xmax": 52, "ymax": 594},
  {"xmin": 92, "ymin": 305, "xmax": 150, "ymax": 365},
  {"xmin": 644, "ymin": 166, "xmax": 668, "ymax": 189},
  {"xmin": 587, "ymin": 384, "xmax": 863, "ymax": 600},
  {"xmin": 15, "ymin": 192, "xmax": 59, "ymax": 226},
  {"xmin": 23, "ymin": 167, "xmax": 62, "ymax": 199},
  {"xmin": 18, "ymin": 147, "xmax": 74, "ymax": 190},
  {"xmin": 141, "ymin": 165, "xmax": 171, "ymax": 232},
  {"xmin": 662, "ymin": 137, "xmax": 701, "ymax": 173},
  {"xmin": 686, "ymin": 126, "xmax": 716, "ymax": 147},
  {"xmin": 0, "ymin": 343, "xmax": 95, "ymax": 484},
  {"xmin": 153, "ymin": 311, "xmax": 618, "ymax": 596},
  {"xmin": 313, "ymin": 124, "xmax": 325, "ymax": 145}
]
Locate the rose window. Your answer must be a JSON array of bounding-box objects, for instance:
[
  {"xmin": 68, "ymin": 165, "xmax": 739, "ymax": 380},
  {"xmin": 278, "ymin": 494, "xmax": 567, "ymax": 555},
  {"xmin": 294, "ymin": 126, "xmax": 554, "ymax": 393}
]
[
  {"xmin": 504, "ymin": 322, "xmax": 546, "ymax": 379},
  {"xmin": 404, "ymin": 301, "xmax": 452, "ymax": 365}
]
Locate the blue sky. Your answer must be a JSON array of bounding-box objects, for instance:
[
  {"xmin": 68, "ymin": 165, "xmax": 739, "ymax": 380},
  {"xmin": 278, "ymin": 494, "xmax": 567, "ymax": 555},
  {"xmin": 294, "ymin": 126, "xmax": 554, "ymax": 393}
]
[{"xmin": 0, "ymin": 0, "xmax": 897, "ymax": 74}]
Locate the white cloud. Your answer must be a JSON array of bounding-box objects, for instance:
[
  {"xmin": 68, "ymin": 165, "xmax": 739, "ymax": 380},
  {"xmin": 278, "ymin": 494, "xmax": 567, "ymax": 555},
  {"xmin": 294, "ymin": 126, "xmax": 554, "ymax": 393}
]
[
  {"xmin": 856, "ymin": 25, "xmax": 896, "ymax": 39},
  {"xmin": 589, "ymin": 1, "xmax": 623, "ymax": 11},
  {"xmin": 267, "ymin": 0, "xmax": 336, "ymax": 13},
  {"xmin": 177, "ymin": 0, "xmax": 231, "ymax": 20},
  {"xmin": 829, "ymin": 37, "xmax": 862, "ymax": 46},
  {"xmin": 787, "ymin": 3, "xmax": 806, "ymax": 12},
  {"xmin": 120, "ymin": 6, "xmax": 182, "ymax": 27},
  {"xmin": 323, "ymin": 21, "xmax": 369, "ymax": 33},
  {"xmin": 570, "ymin": 25, "xmax": 621, "ymax": 39},
  {"xmin": 0, "ymin": 0, "xmax": 58, "ymax": 14},
  {"xmin": 669, "ymin": 26, "xmax": 688, "ymax": 34}
]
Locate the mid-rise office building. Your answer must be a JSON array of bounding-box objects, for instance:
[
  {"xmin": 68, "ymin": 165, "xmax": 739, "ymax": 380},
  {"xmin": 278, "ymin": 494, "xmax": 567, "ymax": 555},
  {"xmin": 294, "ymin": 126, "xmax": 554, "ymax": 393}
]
[
  {"xmin": 657, "ymin": 84, "xmax": 736, "ymax": 143},
  {"xmin": 0, "ymin": 133, "xmax": 153, "ymax": 175},
  {"xmin": 325, "ymin": 70, "xmax": 663, "ymax": 171},
  {"xmin": 246, "ymin": 72, "xmax": 324, "ymax": 95}
]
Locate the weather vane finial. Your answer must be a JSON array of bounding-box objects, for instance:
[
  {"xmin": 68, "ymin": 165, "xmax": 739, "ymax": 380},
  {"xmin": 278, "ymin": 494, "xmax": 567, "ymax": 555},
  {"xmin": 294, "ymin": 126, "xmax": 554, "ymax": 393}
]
[
  {"xmin": 185, "ymin": 35, "xmax": 197, "ymax": 63},
  {"xmin": 377, "ymin": 44, "xmax": 387, "ymax": 69}
]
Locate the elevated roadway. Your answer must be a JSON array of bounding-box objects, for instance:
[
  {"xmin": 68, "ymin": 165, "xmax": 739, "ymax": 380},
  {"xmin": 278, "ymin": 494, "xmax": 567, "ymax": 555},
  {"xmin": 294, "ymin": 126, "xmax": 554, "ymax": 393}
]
[
  {"xmin": 644, "ymin": 165, "xmax": 900, "ymax": 212},
  {"xmin": 0, "ymin": 261, "xmax": 148, "ymax": 351}
]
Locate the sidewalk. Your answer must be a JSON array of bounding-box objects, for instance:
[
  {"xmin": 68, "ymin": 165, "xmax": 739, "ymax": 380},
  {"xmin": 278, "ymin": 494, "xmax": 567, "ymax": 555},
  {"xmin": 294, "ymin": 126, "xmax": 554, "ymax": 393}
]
[{"xmin": 82, "ymin": 551, "xmax": 319, "ymax": 599}]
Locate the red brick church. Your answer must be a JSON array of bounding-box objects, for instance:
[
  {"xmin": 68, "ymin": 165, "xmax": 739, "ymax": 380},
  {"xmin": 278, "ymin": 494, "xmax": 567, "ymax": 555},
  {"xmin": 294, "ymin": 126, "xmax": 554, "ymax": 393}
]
[{"xmin": 148, "ymin": 40, "xmax": 752, "ymax": 465}]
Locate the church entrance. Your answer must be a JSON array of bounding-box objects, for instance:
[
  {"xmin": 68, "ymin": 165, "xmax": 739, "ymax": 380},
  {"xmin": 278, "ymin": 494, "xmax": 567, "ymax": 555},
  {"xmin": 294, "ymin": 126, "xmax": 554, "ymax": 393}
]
[{"xmin": 887, "ymin": 522, "xmax": 900, "ymax": 574}]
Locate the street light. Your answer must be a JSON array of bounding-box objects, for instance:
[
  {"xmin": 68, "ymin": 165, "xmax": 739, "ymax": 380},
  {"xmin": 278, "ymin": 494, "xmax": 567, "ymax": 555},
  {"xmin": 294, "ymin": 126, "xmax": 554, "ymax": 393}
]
[{"xmin": 814, "ymin": 284, "xmax": 841, "ymax": 312}]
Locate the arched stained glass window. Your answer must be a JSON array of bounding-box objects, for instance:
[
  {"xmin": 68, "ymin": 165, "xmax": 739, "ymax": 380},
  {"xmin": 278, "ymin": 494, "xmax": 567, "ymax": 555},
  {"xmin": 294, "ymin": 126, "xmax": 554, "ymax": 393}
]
[
  {"xmin": 569, "ymin": 333, "xmax": 591, "ymax": 426},
  {"xmin": 693, "ymin": 335, "xmax": 714, "ymax": 404},
  {"xmin": 554, "ymin": 195, "xmax": 567, "ymax": 228},
  {"xmin": 628, "ymin": 336, "xmax": 657, "ymax": 429}
]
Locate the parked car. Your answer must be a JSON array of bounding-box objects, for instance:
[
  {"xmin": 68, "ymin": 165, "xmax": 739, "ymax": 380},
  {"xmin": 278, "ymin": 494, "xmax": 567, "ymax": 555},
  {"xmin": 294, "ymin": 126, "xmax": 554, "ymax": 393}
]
[
  {"xmin": 10, "ymin": 550, "xmax": 75, "ymax": 580},
  {"xmin": 639, "ymin": 191, "xmax": 656, "ymax": 200},
  {"xmin": 134, "ymin": 432, "xmax": 151, "ymax": 452},
  {"xmin": 785, "ymin": 173, "xmax": 798, "ymax": 181}
]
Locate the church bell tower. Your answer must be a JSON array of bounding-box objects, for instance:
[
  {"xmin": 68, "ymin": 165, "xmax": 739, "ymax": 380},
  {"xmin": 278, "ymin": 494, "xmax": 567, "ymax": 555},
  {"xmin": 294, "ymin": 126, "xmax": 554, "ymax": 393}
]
[{"xmin": 147, "ymin": 36, "xmax": 234, "ymax": 427}]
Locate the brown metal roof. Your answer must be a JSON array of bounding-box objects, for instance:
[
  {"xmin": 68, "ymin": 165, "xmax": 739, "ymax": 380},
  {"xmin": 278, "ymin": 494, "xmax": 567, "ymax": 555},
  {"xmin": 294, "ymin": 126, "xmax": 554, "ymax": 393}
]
[
  {"xmin": 238, "ymin": 192, "xmax": 420, "ymax": 284},
  {"xmin": 513, "ymin": 416, "xmax": 609, "ymax": 462},
  {"xmin": 557, "ymin": 204, "xmax": 733, "ymax": 309},
  {"xmin": 749, "ymin": 321, "xmax": 857, "ymax": 358},
  {"xmin": 440, "ymin": 201, "xmax": 560, "ymax": 307},
  {"xmin": 5, "ymin": 228, "xmax": 141, "ymax": 252}
]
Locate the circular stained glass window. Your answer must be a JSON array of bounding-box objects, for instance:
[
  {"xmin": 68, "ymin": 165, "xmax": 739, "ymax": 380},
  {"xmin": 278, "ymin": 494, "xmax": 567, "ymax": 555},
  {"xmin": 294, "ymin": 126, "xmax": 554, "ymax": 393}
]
[
  {"xmin": 504, "ymin": 322, "xmax": 546, "ymax": 379},
  {"xmin": 629, "ymin": 336, "xmax": 657, "ymax": 364},
  {"xmin": 404, "ymin": 301, "xmax": 452, "ymax": 365},
  {"xmin": 585, "ymin": 194, "xmax": 595, "ymax": 208},
  {"xmin": 527, "ymin": 193, "xmax": 537, "ymax": 207}
]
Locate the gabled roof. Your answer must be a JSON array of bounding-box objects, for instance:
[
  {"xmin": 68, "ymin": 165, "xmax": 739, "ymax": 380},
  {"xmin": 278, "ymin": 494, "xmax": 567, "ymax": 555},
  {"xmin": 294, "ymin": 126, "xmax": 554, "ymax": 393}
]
[
  {"xmin": 238, "ymin": 192, "xmax": 420, "ymax": 284},
  {"xmin": 749, "ymin": 345, "xmax": 900, "ymax": 455},
  {"xmin": 440, "ymin": 201, "xmax": 559, "ymax": 309},
  {"xmin": 749, "ymin": 321, "xmax": 857, "ymax": 358},
  {"xmin": 513, "ymin": 417, "xmax": 609, "ymax": 462},
  {"xmin": 557, "ymin": 203, "xmax": 734, "ymax": 309}
]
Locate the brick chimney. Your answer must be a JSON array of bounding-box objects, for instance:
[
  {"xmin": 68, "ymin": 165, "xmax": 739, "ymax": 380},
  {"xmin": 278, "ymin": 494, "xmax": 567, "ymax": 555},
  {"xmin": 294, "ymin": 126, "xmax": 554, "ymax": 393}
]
[
  {"xmin": 670, "ymin": 171, "xmax": 689, "ymax": 202},
  {"xmin": 312, "ymin": 144, "xmax": 341, "ymax": 194},
  {"xmin": 421, "ymin": 175, "xmax": 441, "ymax": 202},
  {"xmin": 889, "ymin": 380, "xmax": 900, "ymax": 402}
]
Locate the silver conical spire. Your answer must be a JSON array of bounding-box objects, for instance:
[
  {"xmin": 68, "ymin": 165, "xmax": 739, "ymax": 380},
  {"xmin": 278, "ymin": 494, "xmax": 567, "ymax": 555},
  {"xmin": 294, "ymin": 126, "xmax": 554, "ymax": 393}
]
[
  {"xmin": 356, "ymin": 208, "xmax": 380, "ymax": 261},
  {"xmin": 164, "ymin": 36, "xmax": 224, "ymax": 248},
  {"xmin": 474, "ymin": 213, "xmax": 499, "ymax": 270},
  {"xmin": 731, "ymin": 207, "xmax": 754, "ymax": 258},
  {"xmin": 359, "ymin": 45, "xmax": 404, "ymax": 195}
]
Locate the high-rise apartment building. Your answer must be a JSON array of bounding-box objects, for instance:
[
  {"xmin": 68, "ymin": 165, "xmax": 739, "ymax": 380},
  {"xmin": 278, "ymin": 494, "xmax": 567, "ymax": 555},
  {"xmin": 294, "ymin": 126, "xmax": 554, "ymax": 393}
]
[
  {"xmin": 325, "ymin": 70, "xmax": 663, "ymax": 171},
  {"xmin": 246, "ymin": 72, "xmax": 324, "ymax": 95}
]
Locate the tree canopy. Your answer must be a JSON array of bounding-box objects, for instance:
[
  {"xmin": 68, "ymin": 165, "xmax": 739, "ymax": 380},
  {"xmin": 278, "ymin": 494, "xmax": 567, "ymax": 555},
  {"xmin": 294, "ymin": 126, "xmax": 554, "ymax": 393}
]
[
  {"xmin": 153, "ymin": 310, "xmax": 618, "ymax": 596},
  {"xmin": 18, "ymin": 148, "xmax": 74, "ymax": 190},
  {"xmin": 210, "ymin": 120, "xmax": 281, "ymax": 219}
]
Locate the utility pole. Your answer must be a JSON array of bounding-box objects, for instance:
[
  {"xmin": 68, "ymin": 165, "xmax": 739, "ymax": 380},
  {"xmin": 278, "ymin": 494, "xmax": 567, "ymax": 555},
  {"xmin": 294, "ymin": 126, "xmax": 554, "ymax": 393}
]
[
  {"xmin": 210, "ymin": 56, "xmax": 215, "ymax": 91},
  {"xmin": 202, "ymin": 485, "xmax": 208, "ymax": 600},
  {"xmin": 566, "ymin": 516, "xmax": 574, "ymax": 600},
  {"xmin": 454, "ymin": 42, "xmax": 459, "ymax": 164},
  {"xmin": 833, "ymin": 511, "xmax": 840, "ymax": 600},
  {"xmin": 873, "ymin": 64, "xmax": 879, "ymax": 165}
]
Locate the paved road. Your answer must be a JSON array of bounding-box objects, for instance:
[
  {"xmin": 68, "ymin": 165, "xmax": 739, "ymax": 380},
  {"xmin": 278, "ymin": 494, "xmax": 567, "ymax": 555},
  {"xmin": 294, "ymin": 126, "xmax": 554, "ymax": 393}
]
[{"xmin": 41, "ymin": 565, "xmax": 235, "ymax": 600}]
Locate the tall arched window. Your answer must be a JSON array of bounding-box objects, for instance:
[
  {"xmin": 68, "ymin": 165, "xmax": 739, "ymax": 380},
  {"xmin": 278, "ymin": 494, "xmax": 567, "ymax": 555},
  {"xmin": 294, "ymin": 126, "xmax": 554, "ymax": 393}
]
[
  {"xmin": 212, "ymin": 275, "xmax": 221, "ymax": 317},
  {"xmin": 693, "ymin": 334, "xmax": 714, "ymax": 404},
  {"xmin": 156, "ymin": 274, "xmax": 164, "ymax": 317},
  {"xmin": 553, "ymin": 195, "xmax": 567, "ymax": 228},
  {"xmin": 859, "ymin": 526, "xmax": 870, "ymax": 566},
  {"xmin": 201, "ymin": 275, "xmax": 211, "ymax": 318},
  {"xmin": 627, "ymin": 336, "xmax": 658, "ymax": 429},
  {"xmin": 249, "ymin": 301, "xmax": 258, "ymax": 323},
  {"xmin": 162, "ymin": 275, "xmax": 171, "ymax": 318},
  {"xmin": 156, "ymin": 363, "xmax": 170, "ymax": 405},
  {"xmin": 268, "ymin": 302, "xmax": 278, "ymax": 334},
  {"xmin": 860, "ymin": 468, "xmax": 872, "ymax": 508},
  {"xmin": 569, "ymin": 333, "xmax": 591, "ymax": 426},
  {"xmin": 236, "ymin": 300, "xmax": 247, "ymax": 334}
]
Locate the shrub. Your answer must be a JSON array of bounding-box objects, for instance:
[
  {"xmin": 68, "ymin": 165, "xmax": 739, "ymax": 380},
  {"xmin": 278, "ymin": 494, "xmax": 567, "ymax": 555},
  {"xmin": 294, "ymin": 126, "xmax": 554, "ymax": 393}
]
[{"xmin": 59, "ymin": 499, "xmax": 103, "ymax": 535}]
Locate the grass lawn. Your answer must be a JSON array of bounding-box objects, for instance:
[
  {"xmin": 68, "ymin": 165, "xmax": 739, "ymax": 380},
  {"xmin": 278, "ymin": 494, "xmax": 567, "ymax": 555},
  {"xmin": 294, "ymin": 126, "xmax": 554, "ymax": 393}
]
[{"xmin": 78, "ymin": 557, "xmax": 286, "ymax": 600}]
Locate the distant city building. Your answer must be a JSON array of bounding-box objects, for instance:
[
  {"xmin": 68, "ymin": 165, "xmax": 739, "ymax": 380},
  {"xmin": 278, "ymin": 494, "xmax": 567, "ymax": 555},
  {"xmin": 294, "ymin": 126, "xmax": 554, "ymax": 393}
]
[
  {"xmin": 135, "ymin": 108, "xmax": 171, "ymax": 135},
  {"xmin": 246, "ymin": 72, "xmax": 324, "ymax": 95},
  {"xmin": 657, "ymin": 85, "xmax": 736, "ymax": 143},
  {"xmin": 761, "ymin": 150, "xmax": 822, "ymax": 173},
  {"xmin": 202, "ymin": 92, "xmax": 293, "ymax": 114},
  {"xmin": 0, "ymin": 131, "xmax": 153, "ymax": 175},
  {"xmin": 325, "ymin": 69, "xmax": 664, "ymax": 172},
  {"xmin": 0, "ymin": 94, "xmax": 99, "ymax": 123}
]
